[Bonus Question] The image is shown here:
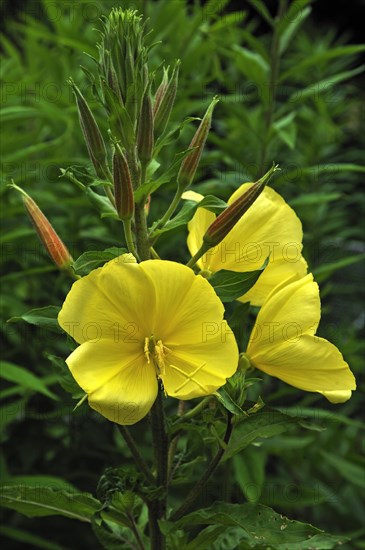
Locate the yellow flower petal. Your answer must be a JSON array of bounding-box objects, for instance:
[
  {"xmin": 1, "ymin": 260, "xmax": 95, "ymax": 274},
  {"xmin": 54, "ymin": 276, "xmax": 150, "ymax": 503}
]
[
  {"xmin": 162, "ymin": 329, "xmax": 238, "ymax": 399},
  {"xmin": 240, "ymin": 256, "xmax": 308, "ymax": 306},
  {"xmin": 139, "ymin": 260, "xmax": 226, "ymax": 345},
  {"xmin": 249, "ymin": 335, "xmax": 355, "ymax": 397},
  {"xmin": 319, "ymin": 390, "xmax": 353, "ymax": 403},
  {"xmin": 66, "ymin": 342, "xmax": 157, "ymax": 425},
  {"xmin": 248, "ymin": 274, "xmax": 320, "ymax": 349},
  {"xmin": 59, "ymin": 256, "xmax": 239, "ymax": 423},
  {"xmin": 247, "ymin": 274, "xmax": 356, "ymax": 400},
  {"xmin": 58, "ymin": 255, "xmax": 155, "ymax": 344},
  {"xmin": 182, "ymin": 190, "xmax": 204, "ymax": 202},
  {"xmin": 88, "ymin": 355, "xmax": 158, "ymax": 425},
  {"xmin": 209, "ymin": 185, "xmax": 303, "ymax": 273},
  {"xmin": 185, "ymin": 185, "xmax": 304, "ymax": 304},
  {"xmin": 186, "ymin": 202, "xmax": 215, "ymax": 271}
]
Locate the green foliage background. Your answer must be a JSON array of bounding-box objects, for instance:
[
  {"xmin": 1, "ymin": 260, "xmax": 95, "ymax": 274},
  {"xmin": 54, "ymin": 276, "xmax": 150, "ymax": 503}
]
[{"xmin": 1, "ymin": 0, "xmax": 364, "ymax": 548}]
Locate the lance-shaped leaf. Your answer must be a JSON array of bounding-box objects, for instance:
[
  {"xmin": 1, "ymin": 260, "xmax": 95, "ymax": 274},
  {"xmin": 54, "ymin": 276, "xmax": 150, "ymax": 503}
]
[
  {"xmin": 177, "ymin": 96, "xmax": 219, "ymax": 191},
  {"xmin": 203, "ymin": 164, "xmax": 279, "ymax": 248},
  {"xmin": 68, "ymin": 79, "xmax": 110, "ymax": 181}
]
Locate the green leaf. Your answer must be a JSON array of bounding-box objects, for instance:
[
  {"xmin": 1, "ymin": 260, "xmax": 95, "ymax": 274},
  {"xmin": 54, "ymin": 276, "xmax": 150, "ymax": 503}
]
[
  {"xmin": 4, "ymin": 475, "xmax": 77, "ymax": 492},
  {"xmin": 186, "ymin": 525, "xmax": 234, "ymax": 550},
  {"xmin": 0, "ymin": 361, "xmax": 58, "ymax": 400},
  {"xmin": 287, "ymin": 65, "xmax": 365, "ymax": 103},
  {"xmin": 215, "ymin": 388, "xmax": 245, "ymax": 416},
  {"xmin": 280, "ymin": 44, "xmax": 365, "ymax": 81},
  {"xmin": 72, "ymin": 247, "xmax": 127, "ymax": 276},
  {"xmin": 46, "ymin": 354, "xmax": 84, "ymax": 399},
  {"xmin": 210, "ymin": 12, "xmax": 247, "ymax": 32},
  {"xmin": 0, "ymin": 485, "xmax": 100, "ymax": 522},
  {"xmin": 134, "ymin": 147, "xmax": 196, "ymax": 203},
  {"xmin": 247, "ymin": 0, "xmax": 273, "ymax": 26},
  {"xmin": 289, "ymin": 192, "xmax": 341, "ymax": 206},
  {"xmin": 223, "ymin": 409, "xmax": 298, "ymax": 461},
  {"xmin": 0, "ymin": 525, "xmax": 65, "ymax": 550},
  {"xmin": 233, "ymin": 446, "xmax": 266, "ymax": 502},
  {"xmin": 83, "ymin": 187, "xmax": 119, "ymax": 219},
  {"xmin": 313, "ymin": 253, "xmax": 365, "ymax": 280},
  {"xmin": 91, "ymin": 515, "xmax": 134, "ymax": 550},
  {"xmin": 154, "ymin": 117, "xmax": 200, "ymax": 157},
  {"xmin": 7, "ymin": 306, "xmax": 61, "ymax": 333},
  {"xmin": 278, "ymin": 4, "xmax": 312, "ymax": 54},
  {"xmin": 208, "ymin": 265, "xmax": 266, "ymax": 302},
  {"xmin": 272, "ymin": 112, "xmax": 297, "ymax": 150},
  {"xmin": 173, "ymin": 502, "xmax": 348, "ymax": 548},
  {"xmin": 320, "ymin": 450, "xmax": 365, "ymax": 490},
  {"xmin": 151, "ymin": 195, "xmax": 227, "ymax": 237},
  {"xmin": 230, "ymin": 45, "xmax": 269, "ymax": 102}
]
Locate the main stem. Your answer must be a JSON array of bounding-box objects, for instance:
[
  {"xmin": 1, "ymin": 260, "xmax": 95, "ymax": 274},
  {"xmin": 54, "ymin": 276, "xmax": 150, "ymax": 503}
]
[
  {"xmin": 148, "ymin": 387, "xmax": 168, "ymax": 550},
  {"xmin": 171, "ymin": 413, "xmax": 233, "ymax": 521},
  {"xmin": 134, "ymin": 183, "xmax": 168, "ymax": 550}
]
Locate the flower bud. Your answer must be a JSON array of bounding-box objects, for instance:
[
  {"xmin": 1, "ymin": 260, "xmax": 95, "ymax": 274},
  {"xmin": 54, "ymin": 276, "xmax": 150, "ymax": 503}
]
[
  {"xmin": 177, "ymin": 96, "xmax": 219, "ymax": 191},
  {"xmin": 69, "ymin": 79, "xmax": 110, "ymax": 181},
  {"xmin": 153, "ymin": 60, "xmax": 180, "ymax": 137},
  {"xmin": 11, "ymin": 183, "xmax": 73, "ymax": 269},
  {"xmin": 203, "ymin": 165, "xmax": 279, "ymax": 248},
  {"xmin": 113, "ymin": 144, "xmax": 134, "ymax": 220},
  {"xmin": 137, "ymin": 82, "xmax": 154, "ymax": 166},
  {"xmin": 153, "ymin": 67, "xmax": 169, "ymax": 117},
  {"xmin": 99, "ymin": 9, "xmax": 149, "ymax": 128}
]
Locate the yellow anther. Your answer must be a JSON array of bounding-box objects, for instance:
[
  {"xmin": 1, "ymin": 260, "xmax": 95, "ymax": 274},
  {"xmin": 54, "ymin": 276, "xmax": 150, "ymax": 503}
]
[{"xmin": 144, "ymin": 336, "xmax": 151, "ymax": 363}]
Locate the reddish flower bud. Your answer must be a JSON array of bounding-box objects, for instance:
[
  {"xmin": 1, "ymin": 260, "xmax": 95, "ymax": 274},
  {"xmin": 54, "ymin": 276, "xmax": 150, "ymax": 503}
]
[
  {"xmin": 11, "ymin": 183, "xmax": 73, "ymax": 269},
  {"xmin": 113, "ymin": 144, "xmax": 134, "ymax": 220},
  {"xmin": 203, "ymin": 165, "xmax": 279, "ymax": 248},
  {"xmin": 177, "ymin": 96, "xmax": 219, "ymax": 191}
]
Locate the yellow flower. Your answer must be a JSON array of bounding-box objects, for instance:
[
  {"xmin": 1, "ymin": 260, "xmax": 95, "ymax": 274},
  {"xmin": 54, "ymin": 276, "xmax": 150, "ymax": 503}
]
[
  {"xmin": 58, "ymin": 255, "xmax": 238, "ymax": 425},
  {"xmin": 184, "ymin": 186, "xmax": 307, "ymax": 306},
  {"xmin": 246, "ymin": 274, "xmax": 356, "ymax": 403}
]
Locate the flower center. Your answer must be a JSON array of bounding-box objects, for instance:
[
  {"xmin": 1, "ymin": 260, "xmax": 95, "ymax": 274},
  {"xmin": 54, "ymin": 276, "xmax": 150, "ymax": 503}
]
[{"xmin": 144, "ymin": 336, "xmax": 170, "ymax": 376}]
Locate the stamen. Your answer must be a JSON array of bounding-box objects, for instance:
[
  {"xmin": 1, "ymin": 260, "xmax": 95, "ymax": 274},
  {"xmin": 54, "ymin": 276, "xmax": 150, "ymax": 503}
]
[
  {"xmin": 144, "ymin": 336, "xmax": 170, "ymax": 375},
  {"xmin": 144, "ymin": 336, "xmax": 151, "ymax": 363}
]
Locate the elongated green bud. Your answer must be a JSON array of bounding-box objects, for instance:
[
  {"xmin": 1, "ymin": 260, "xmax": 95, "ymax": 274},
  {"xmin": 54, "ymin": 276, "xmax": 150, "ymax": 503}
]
[
  {"xmin": 113, "ymin": 144, "xmax": 134, "ymax": 220},
  {"xmin": 203, "ymin": 165, "xmax": 279, "ymax": 248},
  {"xmin": 10, "ymin": 183, "xmax": 73, "ymax": 269},
  {"xmin": 153, "ymin": 60, "xmax": 180, "ymax": 137},
  {"xmin": 177, "ymin": 96, "xmax": 219, "ymax": 191},
  {"xmin": 69, "ymin": 79, "xmax": 110, "ymax": 181},
  {"xmin": 153, "ymin": 67, "xmax": 169, "ymax": 117},
  {"xmin": 137, "ymin": 82, "xmax": 154, "ymax": 166}
]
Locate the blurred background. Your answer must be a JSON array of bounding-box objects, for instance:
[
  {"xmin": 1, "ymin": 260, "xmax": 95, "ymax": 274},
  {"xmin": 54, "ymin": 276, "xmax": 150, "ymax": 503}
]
[{"xmin": 1, "ymin": 0, "xmax": 364, "ymax": 548}]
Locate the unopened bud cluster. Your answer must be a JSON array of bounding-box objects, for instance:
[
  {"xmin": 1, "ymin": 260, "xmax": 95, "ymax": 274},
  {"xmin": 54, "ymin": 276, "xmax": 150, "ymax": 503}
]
[{"xmin": 16, "ymin": 8, "xmax": 277, "ymax": 268}]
